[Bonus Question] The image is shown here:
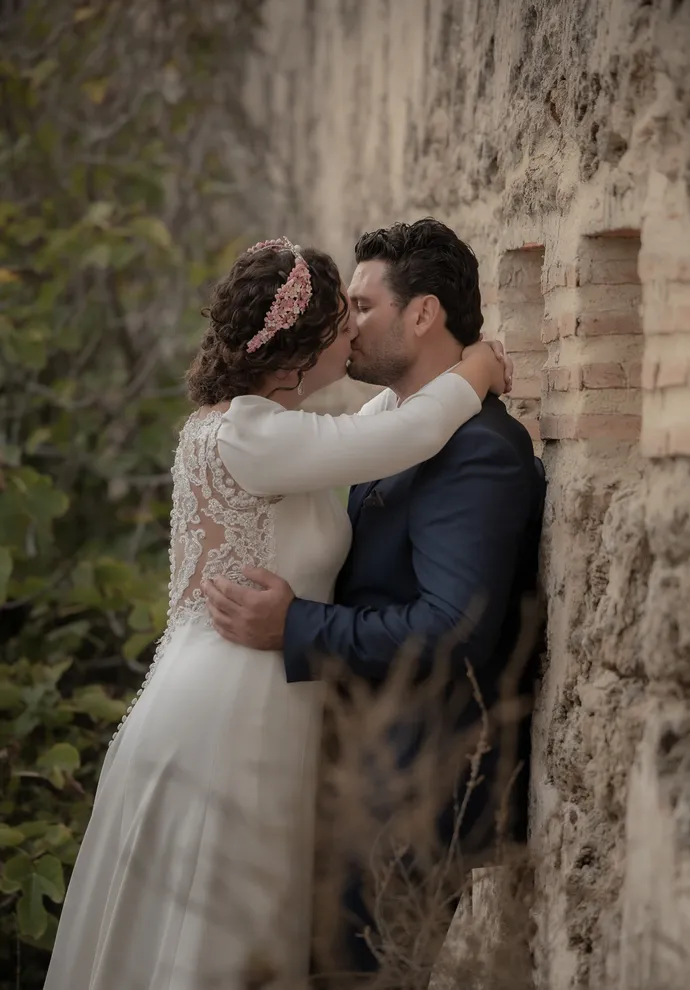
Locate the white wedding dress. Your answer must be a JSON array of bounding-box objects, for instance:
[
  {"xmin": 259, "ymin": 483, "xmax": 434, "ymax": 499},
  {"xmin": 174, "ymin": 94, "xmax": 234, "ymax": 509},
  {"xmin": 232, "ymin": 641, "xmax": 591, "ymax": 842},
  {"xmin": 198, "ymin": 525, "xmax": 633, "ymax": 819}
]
[{"xmin": 44, "ymin": 372, "xmax": 480, "ymax": 990}]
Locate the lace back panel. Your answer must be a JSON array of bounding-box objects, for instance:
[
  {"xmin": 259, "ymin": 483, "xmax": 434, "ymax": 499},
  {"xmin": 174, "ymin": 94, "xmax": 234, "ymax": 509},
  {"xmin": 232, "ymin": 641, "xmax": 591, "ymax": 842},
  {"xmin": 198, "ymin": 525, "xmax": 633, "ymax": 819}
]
[
  {"xmin": 110, "ymin": 408, "xmax": 280, "ymax": 745},
  {"xmin": 168, "ymin": 408, "xmax": 279, "ymax": 628}
]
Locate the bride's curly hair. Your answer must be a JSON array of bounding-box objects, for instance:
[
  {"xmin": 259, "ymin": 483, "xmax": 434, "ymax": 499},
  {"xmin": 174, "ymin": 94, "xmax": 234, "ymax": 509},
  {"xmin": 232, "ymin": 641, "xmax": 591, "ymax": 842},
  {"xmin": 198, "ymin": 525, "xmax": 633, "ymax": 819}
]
[{"xmin": 186, "ymin": 245, "xmax": 349, "ymax": 406}]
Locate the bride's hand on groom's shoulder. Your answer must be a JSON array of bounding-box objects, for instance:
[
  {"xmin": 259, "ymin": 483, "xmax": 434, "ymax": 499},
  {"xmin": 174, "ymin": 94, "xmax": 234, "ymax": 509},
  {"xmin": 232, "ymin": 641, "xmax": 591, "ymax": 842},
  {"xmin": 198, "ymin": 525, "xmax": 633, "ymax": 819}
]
[
  {"xmin": 464, "ymin": 337, "xmax": 513, "ymax": 395},
  {"xmin": 202, "ymin": 569, "xmax": 295, "ymax": 650}
]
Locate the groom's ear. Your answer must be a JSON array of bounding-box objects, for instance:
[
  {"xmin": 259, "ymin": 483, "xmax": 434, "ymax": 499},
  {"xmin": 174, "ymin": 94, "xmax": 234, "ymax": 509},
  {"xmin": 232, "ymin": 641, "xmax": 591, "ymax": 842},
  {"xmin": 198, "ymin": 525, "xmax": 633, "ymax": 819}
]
[{"xmin": 412, "ymin": 294, "xmax": 441, "ymax": 338}]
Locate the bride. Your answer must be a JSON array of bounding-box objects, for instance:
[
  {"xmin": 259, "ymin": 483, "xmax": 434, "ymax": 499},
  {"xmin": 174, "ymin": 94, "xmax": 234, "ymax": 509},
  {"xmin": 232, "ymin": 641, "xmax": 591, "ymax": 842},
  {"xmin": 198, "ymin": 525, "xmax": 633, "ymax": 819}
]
[{"xmin": 44, "ymin": 237, "xmax": 510, "ymax": 990}]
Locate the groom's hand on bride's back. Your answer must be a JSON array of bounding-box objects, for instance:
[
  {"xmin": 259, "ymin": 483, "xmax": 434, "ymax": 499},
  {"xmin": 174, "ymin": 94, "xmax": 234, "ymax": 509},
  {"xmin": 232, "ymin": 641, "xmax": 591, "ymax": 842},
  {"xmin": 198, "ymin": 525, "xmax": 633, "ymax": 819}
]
[{"xmin": 202, "ymin": 568, "xmax": 295, "ymax": 650}]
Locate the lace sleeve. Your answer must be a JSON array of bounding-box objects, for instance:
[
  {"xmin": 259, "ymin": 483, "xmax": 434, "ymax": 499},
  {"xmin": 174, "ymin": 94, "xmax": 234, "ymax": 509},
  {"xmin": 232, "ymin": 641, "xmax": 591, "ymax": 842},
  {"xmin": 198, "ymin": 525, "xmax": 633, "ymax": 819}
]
[{"xmin": 216, "ymin": 372, "xmax": 482, "ymax": 496}]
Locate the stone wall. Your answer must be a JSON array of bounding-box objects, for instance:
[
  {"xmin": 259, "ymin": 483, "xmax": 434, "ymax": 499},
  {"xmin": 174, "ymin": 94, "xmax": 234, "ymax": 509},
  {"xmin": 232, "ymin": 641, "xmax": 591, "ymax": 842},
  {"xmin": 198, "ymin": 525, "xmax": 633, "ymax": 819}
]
[{"xmin": 243, "ymin": 1, "xmax": 690, "ymax": 986}]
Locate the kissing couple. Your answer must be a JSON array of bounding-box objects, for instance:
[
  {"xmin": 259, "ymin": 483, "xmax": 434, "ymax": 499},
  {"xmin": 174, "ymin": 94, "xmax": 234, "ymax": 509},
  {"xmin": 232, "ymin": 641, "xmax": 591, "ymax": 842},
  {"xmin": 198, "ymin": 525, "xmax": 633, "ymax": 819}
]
[{"xmin": 45, "ymin": 218, "xmax": 545, "ymax": 989}]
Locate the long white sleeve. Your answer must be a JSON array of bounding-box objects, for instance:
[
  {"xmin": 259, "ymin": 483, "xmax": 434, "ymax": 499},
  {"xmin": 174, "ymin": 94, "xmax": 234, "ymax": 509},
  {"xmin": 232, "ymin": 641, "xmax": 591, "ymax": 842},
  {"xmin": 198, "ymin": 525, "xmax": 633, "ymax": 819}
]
[{"xmin": 216, "ymin": 373, "xmax": 482, "ymax": 497}]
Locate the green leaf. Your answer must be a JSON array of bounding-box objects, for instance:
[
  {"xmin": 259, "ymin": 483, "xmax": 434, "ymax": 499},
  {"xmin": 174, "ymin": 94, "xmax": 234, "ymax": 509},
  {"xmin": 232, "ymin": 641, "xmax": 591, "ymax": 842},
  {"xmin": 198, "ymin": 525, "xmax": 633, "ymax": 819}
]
[
  {"xmin": 0, "ymin": 825, "xmax": 25, "ymax": 848},
  {"xmin": 1, "ymin": 851, "xmax": 33, "ymax": 892},
  {"xmin": 30, "ymin": 58, "xmax": 58, "ymax": 89},
  {"xmin": 36, "ymin": 743, "xmax": 80, "ymax": 775},
  {"xmin": 46, "ymin": 619, "xmax": 90, "ymax": 644},
  {"xmin": 12, "ymin": 710, "xmax": 41, "ymax": 739},
  {"xmin": 44, "ymin": 659, "xmax": 74, "ymax": 685},
  {"xmin": 71, "ymin": 685, "xmax": 127, "ymax": 724},
  {"xmin": 82, "ymin": 78, "xmax": 108, "ymax": 104},
  {"xmin": 0, "ymin": 680, "xmax": 22, "ymax": 710},
  {"xmin": 95, "ymin": 558, "xmax": 134, "ymax": 591},
  {"xmin": 55, "ymin": 839, "xmax": 81, "ymax": 867},
  {"xmin": 80, "ymin": 243, "xmax": 112, "ymax": 269},
  {"xmin": 0, "ymin": 874, "xmax": 21, "ymax": 895},
  {"xmin": 189, "ymin": 260, "xmax": 211, "ymax": 287},
  {"xmin": 48, "ymin": 768, "xmax": 65, "ymax": 789},
  {"xmin": 110, "ymin": 241, "xmax": 141, "ymax": 270},
  {"xmin": 34, "ymin": 854, "xmax": 65, "ymax": 903},
  {"xmin": 130, "ymin": 216, "xmax": 172, "ymax": 251},
  {"xmin": 22, "ymin": 911, "xmax": 58, "ymax": 951},
  {"xmin": 84, "ymin": 201, "xmax": 115, "ymax": 227},
  {"xmin": 26, "ymin": 426, "xmax": 53, "ymax": 454},
  {"xmin": 15, "ymin": 470, "xmax": 69, "ymax": 524},
  {"xmin": 0, "ymin": 546, "xmax": 12, "ymax": 603},
  {"xmin": 12, "ymin": 328, "xmax": 47, "ymax": 371},
  {"xmin": 0, "ymin": 443, "xmax": 21, "ymax": 466},
  {"xmin": 123, "ymin": 631, "xmax": 155, "ymax": 662},
  {"xmin": 74, "ymin": 6, "xmax": 98, "ymax": 24},
  {"xmin": 17, "ymin": 875, "xmax": 49, "ymax": 939},
  {"xmin": 44, "ymin": 824, "xmax": 72, "ymax": 849},
  {"xmin": 129, "ymin": 601, "xmax": 152, "ymax": 631},
  {"xmin": 16, "ymin": 821, "xmax": 51, "ymax": 840}
]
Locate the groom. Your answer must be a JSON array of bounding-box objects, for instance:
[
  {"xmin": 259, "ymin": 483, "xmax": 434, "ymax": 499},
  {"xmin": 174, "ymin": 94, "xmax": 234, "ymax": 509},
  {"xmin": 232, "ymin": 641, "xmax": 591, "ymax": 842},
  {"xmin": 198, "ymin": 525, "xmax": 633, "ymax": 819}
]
[{"xmin": 205, "ymin": 218, "xmax": 546, "ymax": 970}]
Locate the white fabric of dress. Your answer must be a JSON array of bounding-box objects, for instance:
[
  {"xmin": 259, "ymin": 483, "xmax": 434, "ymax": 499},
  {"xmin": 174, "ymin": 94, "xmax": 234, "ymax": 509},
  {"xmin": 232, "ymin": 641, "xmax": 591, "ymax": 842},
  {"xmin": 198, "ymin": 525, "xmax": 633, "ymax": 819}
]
[{"xmin": 43, "ymin": 372, "xmax": 481, "ymax": 990}]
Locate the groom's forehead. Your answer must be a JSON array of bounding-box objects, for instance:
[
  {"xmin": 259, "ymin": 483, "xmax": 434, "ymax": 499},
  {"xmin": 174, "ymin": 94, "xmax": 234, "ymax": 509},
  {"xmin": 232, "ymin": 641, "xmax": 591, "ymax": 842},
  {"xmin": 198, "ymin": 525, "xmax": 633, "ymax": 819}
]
[{"xmin": 348, "ymin": 260, "xmax": 388, "ymax": 298}]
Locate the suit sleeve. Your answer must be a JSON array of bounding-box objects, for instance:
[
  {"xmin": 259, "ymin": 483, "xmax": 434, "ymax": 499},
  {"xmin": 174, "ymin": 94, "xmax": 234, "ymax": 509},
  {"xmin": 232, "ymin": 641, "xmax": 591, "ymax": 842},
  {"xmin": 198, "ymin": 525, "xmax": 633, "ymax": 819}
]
[
  {"xmin": 215, "ymin": 374, "xmax": 480, "ymax": 496},
  {"xmin": 283, "ymin": 427, "xmax": 532, "ymax": 682}
]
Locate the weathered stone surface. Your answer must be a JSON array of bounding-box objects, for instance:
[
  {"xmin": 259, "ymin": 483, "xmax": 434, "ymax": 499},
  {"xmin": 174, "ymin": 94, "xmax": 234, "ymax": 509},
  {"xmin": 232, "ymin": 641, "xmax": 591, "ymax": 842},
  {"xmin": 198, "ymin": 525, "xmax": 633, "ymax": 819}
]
[
  {"xmin": 242, "ymin": 1, "xmax": 690, "ymax": 986},
  {"xmin": 617, "ymin": 704, "xmax": 690, "ymax": 990}
]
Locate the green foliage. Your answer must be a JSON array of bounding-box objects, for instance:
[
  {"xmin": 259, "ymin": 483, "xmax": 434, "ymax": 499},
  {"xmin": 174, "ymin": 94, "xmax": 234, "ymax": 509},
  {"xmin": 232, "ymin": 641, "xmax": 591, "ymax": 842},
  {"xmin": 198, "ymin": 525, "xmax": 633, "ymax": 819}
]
[{"xmin": 0, "ymin": 1, "xmax": 264, "ymax": 984}]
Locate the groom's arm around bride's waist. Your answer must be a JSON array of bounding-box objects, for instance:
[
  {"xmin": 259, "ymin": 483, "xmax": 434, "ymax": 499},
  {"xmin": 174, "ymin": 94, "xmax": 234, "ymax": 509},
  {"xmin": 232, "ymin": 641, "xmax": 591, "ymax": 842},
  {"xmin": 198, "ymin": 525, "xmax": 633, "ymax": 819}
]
[{"xmin": 282, "ymin": 425, "xmax": 534, "ymax": 684}]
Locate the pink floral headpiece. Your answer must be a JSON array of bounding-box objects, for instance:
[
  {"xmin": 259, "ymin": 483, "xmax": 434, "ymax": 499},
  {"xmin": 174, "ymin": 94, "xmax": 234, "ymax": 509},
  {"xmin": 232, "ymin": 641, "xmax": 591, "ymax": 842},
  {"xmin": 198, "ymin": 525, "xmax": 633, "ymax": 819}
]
[{"xmin": 244, "ymin": 237, "xmax": 313, "ymax": 353}]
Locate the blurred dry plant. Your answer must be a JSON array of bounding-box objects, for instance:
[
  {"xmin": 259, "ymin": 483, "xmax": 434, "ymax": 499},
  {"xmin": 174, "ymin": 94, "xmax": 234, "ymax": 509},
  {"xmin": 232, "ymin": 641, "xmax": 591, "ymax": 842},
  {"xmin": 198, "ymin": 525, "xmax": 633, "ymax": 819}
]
[
  {"xmin": 0, "ymin": 2, "xmax": 266, "ymax": 985},
  {"xmin": 310, "ymin": 594, "xmax": 543, "ymax": 990}
]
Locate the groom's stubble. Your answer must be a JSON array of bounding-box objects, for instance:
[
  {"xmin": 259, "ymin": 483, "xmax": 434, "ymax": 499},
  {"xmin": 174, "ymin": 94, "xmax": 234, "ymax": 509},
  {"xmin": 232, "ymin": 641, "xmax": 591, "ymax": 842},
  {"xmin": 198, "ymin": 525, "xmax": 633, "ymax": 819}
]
[{"xmin": 346, "ymin": 313, "xmax": 413, "ymax": 392}]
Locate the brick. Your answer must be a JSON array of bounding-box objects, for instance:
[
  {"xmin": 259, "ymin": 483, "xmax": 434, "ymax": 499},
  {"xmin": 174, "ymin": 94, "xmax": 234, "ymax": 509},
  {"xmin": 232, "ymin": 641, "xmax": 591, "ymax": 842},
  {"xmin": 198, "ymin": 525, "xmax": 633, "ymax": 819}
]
[
  {"xmin": 500, "ymin": 288, "xmax": 543, "ymax": 306},
  {"xmin": 497, "ymin": 260, "xmax": 542, "ymax": 293},
  {"xmin": 628, "ymin": 361, "xmax": 642, "ymax": 388},
  {"xmin": 656, "ymin": 357, "xmax": 690, "ymax": 389},
  {"xmin": 544, "ymin": 264, "xmax": 566, "ymax": 289},
  {"xmin": 638, "ymin": 254, "xmax": 690, "ymax": 283},
  {"xmin": 497, "ymin": 287, "xmax": 542, "ymax": 306},
  {"xmin": 576, "ymin": 313, "xmax": 642, "ymax": 336},
  {"xmin": 545, "ymin": 263, "xmax": 580, "ymax": 290},
  {"xmin": 667, "ymin": 423, "xmax": 690, "ymax": 456},
  {"xmin": 541, "ymin": 317, "xmax": 559, "ymax": 343},
  {"xmin": 644, "ymin": 303, "xmax": 690, "ymax": 333},
  {"xmin": 522, "ymin": 417, "xmax": 541, "ymax": 441},
  {"xmin": 504, "ymin": 411, "xmax": 541, "ymax": 441},
  {"xmin": 559, "ymin": 312, "xmax": 579, "ymax": 337},
  {"xmin": 585, "ymin": 259, "xmax": 641, "ymax": 286},
  {"xmin": 540, "ymin": 413, "xmax": 641, "ymax": 441},
  {"xmin": 592, "ymin": 228, "xmax": 640, "ymax": 239},
  {"xmin": 505, "ymin": 396, "xmax": 540, "ymax": 418},
  {"xmin": 640, "ymin": 427, "xmax": 670, "ymax": 458},
  {"xmin": 543, "ymin": 366, "xmax": 574, "ymax": 392},
  {"xmin": 538, "ymin": 414, "xmax": 569, "ymax": 440},
  {"xmin": 541, "ymin": 312, "xmax": 578, "ymax": 342},
  {"xmin": 542, "ymin": 362, "xmax": 641, "ymax": 393},
  {"xmin": 641, "ymin": 358, "xmax": 659, "ymax": 391},
  {"xmin": 565, "ymin": 265, "xmax": 580, "ymax": 289},
  {"xmin": 504, "ymin": 328, "xmax": 546, "ymax": 352},
  {"xmin": 509, "ymin": 376, "xmax": 541, "ymax": 400},
  {"xmin": 580, "ymin": 362, "xmax": 628, "ymax": 389}
]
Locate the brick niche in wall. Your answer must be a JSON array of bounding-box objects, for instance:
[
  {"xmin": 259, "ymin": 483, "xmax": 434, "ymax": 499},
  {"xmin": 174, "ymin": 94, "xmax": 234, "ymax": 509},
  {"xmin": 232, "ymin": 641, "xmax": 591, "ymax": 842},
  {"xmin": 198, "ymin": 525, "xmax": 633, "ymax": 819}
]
[
  {"xmin": 497, "ymin": 246, "xmax": 547, "ymax": 449},
  {"xmin": 541, "ymin": 231, "xmax": 643, "ymax": 444}
]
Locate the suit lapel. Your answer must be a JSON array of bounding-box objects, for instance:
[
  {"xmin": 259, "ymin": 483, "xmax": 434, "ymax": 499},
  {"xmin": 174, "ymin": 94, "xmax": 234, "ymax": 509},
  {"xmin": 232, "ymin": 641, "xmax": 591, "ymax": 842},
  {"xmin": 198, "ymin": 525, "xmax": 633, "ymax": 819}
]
[
  {"xmin": 348, "ymin": 479, "xmax": 379, "ymax": 526},
  {"xmin": 348, "ymin": 389, "xmax": 397, "ymax": 524}
]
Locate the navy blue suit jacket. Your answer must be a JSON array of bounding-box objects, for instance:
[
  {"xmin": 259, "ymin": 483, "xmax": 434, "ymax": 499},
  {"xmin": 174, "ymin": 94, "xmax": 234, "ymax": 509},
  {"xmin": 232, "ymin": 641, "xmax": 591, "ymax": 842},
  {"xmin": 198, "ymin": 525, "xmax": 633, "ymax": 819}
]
[{"xmin": 284, "ymin": 394, "xmax": 545, "ymax": 846}]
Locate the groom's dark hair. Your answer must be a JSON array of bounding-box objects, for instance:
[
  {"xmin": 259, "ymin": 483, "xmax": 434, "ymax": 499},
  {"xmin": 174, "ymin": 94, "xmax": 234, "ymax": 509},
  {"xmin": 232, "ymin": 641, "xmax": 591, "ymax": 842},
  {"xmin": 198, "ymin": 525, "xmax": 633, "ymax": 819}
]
[{"xmin": 354, "ymin": 218, "xmax": 483, "ymax": 346}]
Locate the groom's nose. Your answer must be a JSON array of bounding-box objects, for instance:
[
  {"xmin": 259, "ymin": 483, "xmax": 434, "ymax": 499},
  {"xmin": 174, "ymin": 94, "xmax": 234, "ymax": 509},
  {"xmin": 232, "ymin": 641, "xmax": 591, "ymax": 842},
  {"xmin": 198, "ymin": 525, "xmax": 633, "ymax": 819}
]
[{"xmin": 347, "ymin": 307, "xmax": 359, "ymax": 339}]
